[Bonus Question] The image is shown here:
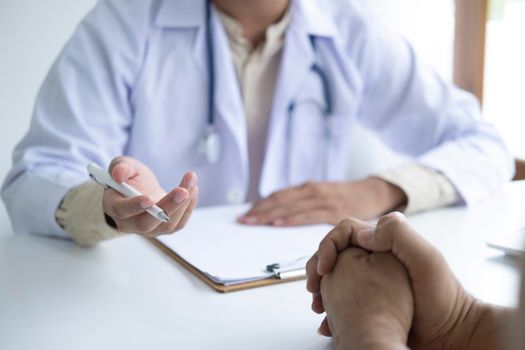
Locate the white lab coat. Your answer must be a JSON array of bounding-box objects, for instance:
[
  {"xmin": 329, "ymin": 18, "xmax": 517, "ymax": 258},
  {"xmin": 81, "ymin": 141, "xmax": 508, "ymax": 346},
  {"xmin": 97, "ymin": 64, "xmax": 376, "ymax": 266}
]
[{"xmin": 1, "ymin": 0, "xmax": 514, "ymax": 237}]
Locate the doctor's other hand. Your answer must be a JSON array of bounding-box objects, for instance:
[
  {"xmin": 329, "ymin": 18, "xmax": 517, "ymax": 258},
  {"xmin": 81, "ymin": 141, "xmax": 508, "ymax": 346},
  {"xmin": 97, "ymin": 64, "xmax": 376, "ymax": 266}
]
[
  {"xmin": 307, "ymin": 214, "xmax": 512, "ymax": 350},
  {"xmin": 102, "ymin": 156, "xmax": 199, "ymax": 237},
  {"xmin": 238, "ymin": 178, "xmax": 406, "ymax": 226}
]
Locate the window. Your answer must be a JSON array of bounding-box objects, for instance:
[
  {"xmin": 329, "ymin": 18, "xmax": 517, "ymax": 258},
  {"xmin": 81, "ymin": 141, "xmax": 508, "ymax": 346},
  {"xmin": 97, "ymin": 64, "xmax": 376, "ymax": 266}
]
[{"xmin": 483, "ymin": 0, "xmax": 525, "ymax": 159}]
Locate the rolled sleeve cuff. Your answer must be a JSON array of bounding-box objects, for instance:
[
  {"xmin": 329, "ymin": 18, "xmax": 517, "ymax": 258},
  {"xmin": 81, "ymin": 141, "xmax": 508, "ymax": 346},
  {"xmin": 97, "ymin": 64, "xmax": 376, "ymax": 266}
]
[
  {"xmin": 375, "ymin": 163, "xmax": 459, "ymax": 214},
  {"xmin": 56, "ymin": 181, "xmax": 121, "ymax": 246}
]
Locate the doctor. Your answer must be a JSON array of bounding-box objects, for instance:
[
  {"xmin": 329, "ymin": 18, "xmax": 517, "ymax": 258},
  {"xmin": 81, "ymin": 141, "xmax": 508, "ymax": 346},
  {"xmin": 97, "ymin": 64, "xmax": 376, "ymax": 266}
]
[{"xmin": 1, "ymin": 0, "xmax": 514, "ymax": 245}]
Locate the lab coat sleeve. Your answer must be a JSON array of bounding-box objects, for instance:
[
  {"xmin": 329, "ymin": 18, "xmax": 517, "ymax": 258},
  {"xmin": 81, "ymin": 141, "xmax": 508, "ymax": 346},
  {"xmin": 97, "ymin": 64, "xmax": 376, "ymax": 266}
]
[
  {"xmin": 1, "ymin": 0, "xmax": 150, "ymax": 237},
  {"xmin": 349, "ymin": 15, "xmax": 515, "ymax": 205}
]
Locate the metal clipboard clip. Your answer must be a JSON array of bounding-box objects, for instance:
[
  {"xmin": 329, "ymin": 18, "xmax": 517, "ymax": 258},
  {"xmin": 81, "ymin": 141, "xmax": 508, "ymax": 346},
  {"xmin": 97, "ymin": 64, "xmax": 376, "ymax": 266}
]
[{"xmin": 265, "ymin": 256, "xmax": 308, "ymax": 280}]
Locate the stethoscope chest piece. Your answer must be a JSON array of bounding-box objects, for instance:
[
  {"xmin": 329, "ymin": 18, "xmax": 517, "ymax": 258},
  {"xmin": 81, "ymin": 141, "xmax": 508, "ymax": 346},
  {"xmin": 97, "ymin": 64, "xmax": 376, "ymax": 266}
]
[{"xmin": 199, "ymin": 126, "xmax": 221, "ymax": 164}]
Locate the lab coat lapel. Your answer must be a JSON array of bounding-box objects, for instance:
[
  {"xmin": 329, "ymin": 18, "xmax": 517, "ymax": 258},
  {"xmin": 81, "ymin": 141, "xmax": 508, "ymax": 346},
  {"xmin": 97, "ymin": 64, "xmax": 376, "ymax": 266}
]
[
  {"xmin": 259, "ymin": 0, "xmax": 339, "ymax": 196},
  {"xmin": 207, "ymin": 7, "xmax": 248, "ymax": 168},
  {"xmin": 156, "ymin": 0, "xmax": 247, "ymax": 177},
  {"xmin": 259, "ymin": 13, "xmax": 315, "ymax": 196}
]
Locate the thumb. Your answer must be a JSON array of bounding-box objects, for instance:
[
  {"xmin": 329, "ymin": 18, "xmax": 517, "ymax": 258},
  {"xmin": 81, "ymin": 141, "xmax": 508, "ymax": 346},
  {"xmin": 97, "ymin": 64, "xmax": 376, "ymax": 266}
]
[
  {"xmin": 354, "ymin": 212, "xmax": 445, "ymax": 280},
  {"xmin": 109, "ymin": 156, "xmax": 140, "ymax": 183}
]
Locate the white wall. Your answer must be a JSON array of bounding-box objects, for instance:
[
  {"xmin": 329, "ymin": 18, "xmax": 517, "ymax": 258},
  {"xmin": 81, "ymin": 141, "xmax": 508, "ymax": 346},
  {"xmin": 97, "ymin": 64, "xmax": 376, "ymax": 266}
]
[
  {"xmin": 345, "ymin": 0, "xmax": 455, "ymax": 180},
  {"xmin": 0, "ymin": 0, "xmax": 454, "ymax": 236},
  {"xmin": 0, "ymin": 0, "xmax": 97, "ymax": 236}
]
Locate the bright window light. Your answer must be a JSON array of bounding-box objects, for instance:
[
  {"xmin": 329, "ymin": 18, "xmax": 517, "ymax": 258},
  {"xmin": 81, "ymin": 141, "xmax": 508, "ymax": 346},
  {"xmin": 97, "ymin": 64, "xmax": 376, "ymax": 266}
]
[{"xmin": 484, "ymin": 0, "xmax": 525, "ymax": 159}]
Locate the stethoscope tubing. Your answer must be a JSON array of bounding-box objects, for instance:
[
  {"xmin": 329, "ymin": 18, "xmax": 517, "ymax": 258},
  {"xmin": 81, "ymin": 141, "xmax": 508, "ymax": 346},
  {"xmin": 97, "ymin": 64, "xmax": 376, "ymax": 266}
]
[{"xmin": 204, "ymin": 0, "xmax": 333, "ymax": 182}]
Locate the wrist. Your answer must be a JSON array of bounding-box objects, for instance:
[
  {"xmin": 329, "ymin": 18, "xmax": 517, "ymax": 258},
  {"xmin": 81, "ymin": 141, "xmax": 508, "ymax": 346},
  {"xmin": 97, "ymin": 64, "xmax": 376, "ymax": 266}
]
[
  {"xmin": 366, "ymin": 177, "xmax": 408, "ymax": 214},
  {"xmin": 434, "ymin": 298, "xmax": 514, "ymax": 350},
  {"xmin": 462, "ymin": 301, "xmax": 514, "ymax": 350},
  {"xmin": 334, "ymin": 316, "xmax": 409, "ymax": 350},
  {"xmin": 337, "ymin": 334, "xmax": 408, "ymax": 350}
]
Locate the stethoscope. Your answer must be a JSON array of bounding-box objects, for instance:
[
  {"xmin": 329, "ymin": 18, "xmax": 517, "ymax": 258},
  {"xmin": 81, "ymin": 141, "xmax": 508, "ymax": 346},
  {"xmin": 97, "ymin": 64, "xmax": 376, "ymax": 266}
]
[{"xmin": 200, "ymin": 0, "xmax": 333, "ymax": 181}]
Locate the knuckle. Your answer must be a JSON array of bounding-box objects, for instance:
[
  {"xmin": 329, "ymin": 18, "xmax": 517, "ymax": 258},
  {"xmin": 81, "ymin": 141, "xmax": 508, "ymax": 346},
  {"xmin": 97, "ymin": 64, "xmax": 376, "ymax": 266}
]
[
  {"xmin": 159, "ymin": 219, "xmax": 181, "ymax": 235},
  {"xmin": 302, "ymin": 181, "xmax": 313, "ymax": 188},
  {"xmin": 337, "ymin": 217, "xmax": 353, "ymax": 229},
  {"xmin": 331, "ymin": 208, "xmax": 345, "ymax": 223},
  {"xmin": 318, "ymin": 236, "xmax": 331, "ymax": 250},
  {"xmin": 167, "ymin": 222, "xmax": 181, "ymax": 233},
  {"xmin": 115, "ymin": 221, "xmax": 132, "ymax": 234},
  {"xmin": 342, "ymin": 248, "xmax": 360, "ymax": 261},
  {"xmin": 283, "ymin": 216, "xmax": 295, "ymax": 225},
  {"xmin": 305, "ymin": 256, "xmax": 314, "ymax": 270},
  {"xmin": 257, "ymin": 214, "xmax": 269, "ymax": 223},
  {"xmin": 303, "ymin": 181, "xmax": 315, "ymax": 191},
  {"xmin": 279, "ymin": 205, "xmax": 290, "ymax": 216},
  {"xmin": 296, "ymin": 212, "xmax": 308, "ymax": 222},
  {"xmin": 175, "ymin": 217, "xmax": 190, "ymax": 231},
  {"xmin": 316, "ymin": 184, "xmax": 328, "ymax": 196},
  {"xmin": 306, "ymin": 257, "xmax": 318, "ymax": 274},
  {"xmin": 135, "ymin": 220, "xmax": 155, "ymax": 234},
  {"xmin": 379, "ymin": 212, "xmax": 406, "ymax": 228},
  {"xmin": 270, "ymin": 192, "xmax": 283, "ymax": 203},
  {"xmin": 102, "ymin": 193, "xmax": 114, "ymax": 213},
  {"xmin": 107, "ymin": 204, "xmax": 124, "ymax": 220},
  {"xmin": 306, "ymin": 182, "xmax": 320, "ymax": 193},
  {"xmin": 114, "ymin": 206, "xmax": 129, "ymax": 220},
  {"xmin": 109, "ymin": 156, "xmax": 126, "ymax": 172},
  {"xmin": 142, "ymin": 231, "xmax": 161, "ymax": 238}
]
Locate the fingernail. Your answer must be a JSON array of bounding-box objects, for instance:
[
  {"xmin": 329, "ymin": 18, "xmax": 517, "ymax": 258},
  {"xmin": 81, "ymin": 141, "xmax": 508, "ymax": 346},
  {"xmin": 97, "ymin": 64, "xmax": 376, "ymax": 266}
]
[
  {"xmin": 187, "ymin": 173, "xmax": 197, "ymax": 189},
  {"xmin": 140, "ymin": 200, "xmax": 152, "ymax": 209},
  {"xmin": 174, "ymin": 190, "xmax": 188, "ymax": 204},
  {"xmin": 273, "ymin": 219, "xmax": 285, "ymax": 226}
]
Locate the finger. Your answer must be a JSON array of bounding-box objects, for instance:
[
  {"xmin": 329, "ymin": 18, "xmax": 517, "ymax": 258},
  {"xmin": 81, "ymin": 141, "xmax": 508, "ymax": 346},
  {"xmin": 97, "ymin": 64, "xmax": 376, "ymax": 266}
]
[
  {"xmin": 272, "ymin": 209, "xmax": 334, "ymax": 227},
  {"xmin": 133, "ymin": 173, "xmax": 197, "ymax": 236},
  {"xmin": 353, "ymin": 212, "xmax": 442, "ymax": 278},
  {"xmin": 306, "ymin": 253, "xmax": 322, "ymax": 293},
  {"xmin": 109, "ymin": 156, "xmax": 141, "ymax": 183},
  {"xmin": 179, "ymin": 171, "xmax": 198, "ymax": 190},
  {"xmin": 318, "ymin": 317, "xmax": 332, "ymax": 337},
  {"xmin": 316, "ymin": 218, "xmax": 374, "ymax": 276},
  {"xmin": 104, "ymin": 189, "xmax": 154, "ymax": 220},
  {"xmin": 243, "ymin": 199, "xmax": 324, "ymax": 226},
  {"xmin": 145, "ymin": 187, "xmax": 192, "ymax": 235},
  {"xmin": 148, "ymin": 203, "xmax": 191, "ymax": 236},
  {"xmin": 155, "ymin": 185, "xmax": 199, "ymax": 235},
  {"xmin": 240, "ymin": 183, "xmax": 315, "ymax": 220},
  {"xmin": 119, "ymin": 187, "xmax": 190, "ymax": 234},
  {"xmin": 176, "ymin": 186, "xmax": 199, "ymax": 230},
  {"xmin": 311, "ymin": 293, "xmax": 324, "ymax": 314}
]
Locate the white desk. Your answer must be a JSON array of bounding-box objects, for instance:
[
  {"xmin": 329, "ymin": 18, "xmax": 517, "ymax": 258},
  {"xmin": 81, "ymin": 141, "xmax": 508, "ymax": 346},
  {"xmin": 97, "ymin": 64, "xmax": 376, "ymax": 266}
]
[{"xmin": 1, "ymin": 182, "xmax": 524, "ymax": 350}]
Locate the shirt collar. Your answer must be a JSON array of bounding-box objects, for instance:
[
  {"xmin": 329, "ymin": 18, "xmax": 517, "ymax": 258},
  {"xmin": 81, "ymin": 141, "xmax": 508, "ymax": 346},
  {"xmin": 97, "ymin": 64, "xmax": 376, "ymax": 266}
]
[
  {"xmin": 216, "ymin": 7, "xmax": 292, "ymax": 50},
  {"xmin": 154, "ymin": 0, "xmax": 338, "ymax": 39}
]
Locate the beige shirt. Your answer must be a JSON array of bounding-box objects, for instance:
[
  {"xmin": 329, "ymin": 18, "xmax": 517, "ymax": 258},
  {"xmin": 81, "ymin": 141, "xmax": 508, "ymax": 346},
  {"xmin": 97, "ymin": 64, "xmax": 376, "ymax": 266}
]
[
  {"xmin": 56, "ymin": 8, "xmax": 458, "ymax": 245},
  {"xmin": 217, "ymin": 9, "xmax": 291, "ymax": 201}
]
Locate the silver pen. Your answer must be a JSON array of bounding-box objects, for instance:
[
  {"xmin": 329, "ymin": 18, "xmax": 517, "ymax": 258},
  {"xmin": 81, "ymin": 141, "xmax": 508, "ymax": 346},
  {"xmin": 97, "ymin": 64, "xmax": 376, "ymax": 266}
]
[{"xmin": 87, "ymin": 163, "xmax": 170, "ymax": 223}]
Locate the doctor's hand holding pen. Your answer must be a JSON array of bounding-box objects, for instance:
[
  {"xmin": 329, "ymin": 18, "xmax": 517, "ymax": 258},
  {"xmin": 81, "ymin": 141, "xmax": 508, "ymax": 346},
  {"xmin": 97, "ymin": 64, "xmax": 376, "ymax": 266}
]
[
  {"xmin": 102, "ymin": 157, "xmax": 199, "ymax": 237},
  {"xmin": 238, "ymin": 178, "xmax": 407, "ymax": 227}
]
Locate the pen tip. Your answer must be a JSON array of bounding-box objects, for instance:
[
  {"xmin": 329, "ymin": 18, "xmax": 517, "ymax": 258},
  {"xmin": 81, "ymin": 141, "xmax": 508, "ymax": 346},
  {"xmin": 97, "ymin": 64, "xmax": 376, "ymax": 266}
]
[{"xmin": 159, "ymin": 212, "xmax": 171, "ymax": 223}]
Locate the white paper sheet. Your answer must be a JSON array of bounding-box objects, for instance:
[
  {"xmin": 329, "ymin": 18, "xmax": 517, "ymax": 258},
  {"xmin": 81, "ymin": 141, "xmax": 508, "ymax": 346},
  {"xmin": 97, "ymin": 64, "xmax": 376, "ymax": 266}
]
[{"xmin": 157, "ymin": 205, "xmax": 332, "ymax": 285}]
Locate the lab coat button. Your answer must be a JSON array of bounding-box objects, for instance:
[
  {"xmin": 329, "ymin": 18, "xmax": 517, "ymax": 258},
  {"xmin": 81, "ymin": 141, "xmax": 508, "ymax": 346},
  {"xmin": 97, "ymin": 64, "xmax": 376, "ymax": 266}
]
[{"xmin": 227, "ymin": 188, "xmax": 243, "ymax": 204}]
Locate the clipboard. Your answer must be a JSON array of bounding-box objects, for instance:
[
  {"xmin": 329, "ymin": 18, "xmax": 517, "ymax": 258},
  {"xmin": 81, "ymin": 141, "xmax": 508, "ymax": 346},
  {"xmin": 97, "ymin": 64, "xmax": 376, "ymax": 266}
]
[{"xmin": 148, "ymin": 238, "xmax": 306, "ymax": 293}]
